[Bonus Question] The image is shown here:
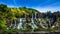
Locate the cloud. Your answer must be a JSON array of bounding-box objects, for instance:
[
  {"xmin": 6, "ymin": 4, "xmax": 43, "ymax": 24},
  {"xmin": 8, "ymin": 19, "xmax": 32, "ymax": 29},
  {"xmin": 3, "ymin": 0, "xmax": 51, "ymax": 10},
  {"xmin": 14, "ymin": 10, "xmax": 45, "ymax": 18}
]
[{"xmin": 33, "ymin": 7, "xmax": 60, "ymax": 13}]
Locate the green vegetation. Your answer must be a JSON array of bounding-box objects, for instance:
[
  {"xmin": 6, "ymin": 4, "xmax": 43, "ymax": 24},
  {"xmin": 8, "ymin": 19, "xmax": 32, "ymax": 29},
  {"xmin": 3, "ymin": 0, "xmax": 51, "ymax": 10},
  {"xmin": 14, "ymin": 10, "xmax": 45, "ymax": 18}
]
[{"xmin": 0, "ymin": 4, "xmax": 60, "ymax": 33}]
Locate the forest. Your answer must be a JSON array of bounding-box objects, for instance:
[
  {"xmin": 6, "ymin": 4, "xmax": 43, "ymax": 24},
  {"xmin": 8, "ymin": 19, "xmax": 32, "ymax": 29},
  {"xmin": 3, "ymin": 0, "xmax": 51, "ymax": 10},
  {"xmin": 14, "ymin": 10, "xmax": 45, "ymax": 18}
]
[{"xmin": 0, "ymin": 4, "xmax": 60, "ymax": 33}]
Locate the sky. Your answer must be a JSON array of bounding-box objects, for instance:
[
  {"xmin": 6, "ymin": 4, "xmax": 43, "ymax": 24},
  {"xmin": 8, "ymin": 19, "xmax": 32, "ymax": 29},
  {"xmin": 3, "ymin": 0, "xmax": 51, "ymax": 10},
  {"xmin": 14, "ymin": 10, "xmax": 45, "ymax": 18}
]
[{"xmin": 0, "ymin": 0, "xmax": 60, "ymax": 12}]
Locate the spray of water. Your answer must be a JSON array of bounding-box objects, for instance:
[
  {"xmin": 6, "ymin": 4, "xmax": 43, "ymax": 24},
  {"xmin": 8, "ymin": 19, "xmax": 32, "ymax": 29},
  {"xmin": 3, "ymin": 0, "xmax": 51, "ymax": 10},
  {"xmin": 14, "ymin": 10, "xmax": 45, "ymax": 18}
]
[{"xmin": 17, "ymin": 18, "xmax": 23, "ymax": 29}]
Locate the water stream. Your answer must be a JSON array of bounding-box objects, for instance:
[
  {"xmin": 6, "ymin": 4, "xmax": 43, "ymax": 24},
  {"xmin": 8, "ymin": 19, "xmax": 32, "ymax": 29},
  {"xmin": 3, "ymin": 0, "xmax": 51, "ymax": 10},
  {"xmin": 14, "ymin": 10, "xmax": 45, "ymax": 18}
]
[
  {"xmin": 16, "ymin": 13, "xmax": 55, "ymax": 30},
  {"xmin": 29, "ymin": 14, "xmax": 38, "ymax": 30},
  {"xmin": 13, "ymin": 21, "xmax": 16, "ymax": 29},
  {"xmin": 17, "ymin": 18, "xmax": 23, "ymax": 29},
  {"xmin": 17, "ymin": 14, "xmax": 38, "ymax": 30}
]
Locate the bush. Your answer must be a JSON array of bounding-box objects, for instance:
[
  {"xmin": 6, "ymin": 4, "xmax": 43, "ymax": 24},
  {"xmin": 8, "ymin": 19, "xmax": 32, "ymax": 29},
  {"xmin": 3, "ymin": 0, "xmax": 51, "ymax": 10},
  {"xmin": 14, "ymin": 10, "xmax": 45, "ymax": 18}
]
[
  {"xmin": 0, "ymin": 19, "xmax": 6, "ymax": 30},
  {"xmin": 34, "ymin": 28, "xmax": 40, "ymax": 31}
]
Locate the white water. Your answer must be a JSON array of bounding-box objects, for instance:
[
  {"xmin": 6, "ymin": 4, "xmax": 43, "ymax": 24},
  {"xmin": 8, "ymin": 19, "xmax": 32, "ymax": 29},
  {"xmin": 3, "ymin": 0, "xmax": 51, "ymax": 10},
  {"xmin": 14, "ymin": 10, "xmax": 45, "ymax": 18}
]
[
  {"xmin": 17, "ymin": 18, "xmax": 26, "ymax": 30},
  {"xmin": 29, "ymin": 14, "xmax": 38, "ymax": 30},
  {"xmin": 17, "ymin": 14, "xmax": 38, "ymax": 30},
  {"xmin": 38, "ymin": 19, "xmax": 48, "ymax": 29},
  {"xmin": 17, "ymin": 18, "xmax": 23, "ymax": 29}
]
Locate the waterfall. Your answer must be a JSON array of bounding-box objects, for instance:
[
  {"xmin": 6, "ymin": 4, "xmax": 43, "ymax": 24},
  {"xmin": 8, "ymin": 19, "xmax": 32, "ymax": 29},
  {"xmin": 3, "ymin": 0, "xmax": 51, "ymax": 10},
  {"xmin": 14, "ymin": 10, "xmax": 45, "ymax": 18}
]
[
  {"xmin": 17, "ymin": 14, "xmax": 38, "ymax": 30},
  {"xmin": 10, "ymin": 22, "xmax": 12, "ymax": 27},
  {"xmin": 17, "ymin": 18, "xmax": 23, "ymax": 29},
  {"xmin": 29, "ymin": 14, "xmax": 38, "ymax": 31},
  {"xmin": 35, "ymin": 13, "xmax": 36, "ymax": 19},
  {"xmin": 38, "ymin": 19, "xmax": 48, "ymax": 29},
  {"xmin": 50, "ymin": 18, "xmax": 55, "ymax": 27},
  {"xmin": 13, "ymin": 20, "xmax": 16, "ymax": 29},
  {"xmin": 17, "ymin": 18, "xmax": 26, "ymax": 30}
]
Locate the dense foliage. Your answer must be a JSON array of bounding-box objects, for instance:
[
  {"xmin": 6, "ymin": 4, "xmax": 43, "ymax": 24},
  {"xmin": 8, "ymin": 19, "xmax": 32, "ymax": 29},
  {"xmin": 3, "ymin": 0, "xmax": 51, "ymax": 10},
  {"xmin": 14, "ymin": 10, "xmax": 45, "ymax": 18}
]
[{"xmin": 0, "ymin": 4, "xmax": 60, "ymax": 33}]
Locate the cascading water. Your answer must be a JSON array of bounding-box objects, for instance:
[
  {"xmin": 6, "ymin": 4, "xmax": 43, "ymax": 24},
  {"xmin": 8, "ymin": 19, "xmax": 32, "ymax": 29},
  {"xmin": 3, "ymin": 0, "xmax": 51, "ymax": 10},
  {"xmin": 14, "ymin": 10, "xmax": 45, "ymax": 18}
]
[
  {"xmin": 17, "ymin": 18, "xmax": 23, "ymax": 29},
  {"xmin": 35, "ymin": 13, "xmax": 36, "ymax": 19},
  {"xmin": 13, "ymin": 21, "xmax": 16, "ymax": 29},
  {"xmin": 29, "ymin": 14, "xmax": 38, "ymax": 31},
  {"xmin": 49, "ymin": 18, "xmax": 55, "ymax": 28},
  {"xmin": 17, "ymin": 18, "xmax": 26, "ymax": 30},
  {"xmin": 10, "ymin": 22, "xmax": 12, "ymax": 27},
  {"xmin": 37, "ymin": 18, "xmax": 48, "ymax": 29}
]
